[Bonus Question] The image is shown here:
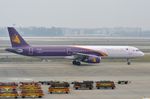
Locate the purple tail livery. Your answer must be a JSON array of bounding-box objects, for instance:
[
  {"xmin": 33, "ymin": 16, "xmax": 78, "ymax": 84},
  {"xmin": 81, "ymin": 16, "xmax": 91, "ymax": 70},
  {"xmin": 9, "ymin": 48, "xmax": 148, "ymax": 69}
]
[{"xmin": 8, "ymin": 27, "xmax": 29, "ymax": 47}]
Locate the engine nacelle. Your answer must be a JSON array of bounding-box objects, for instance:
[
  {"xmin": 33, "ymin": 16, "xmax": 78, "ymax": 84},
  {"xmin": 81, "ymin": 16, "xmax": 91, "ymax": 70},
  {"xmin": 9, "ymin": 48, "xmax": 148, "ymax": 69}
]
[{"xmin": 82, "ymin": 55, "xmax": 101, "ymax": 63}]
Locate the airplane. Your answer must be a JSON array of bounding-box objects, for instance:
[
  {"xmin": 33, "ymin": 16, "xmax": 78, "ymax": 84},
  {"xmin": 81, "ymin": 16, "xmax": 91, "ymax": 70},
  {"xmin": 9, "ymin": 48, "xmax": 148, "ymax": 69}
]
[{"xmin": 5, "ymin": 27, "xmax": 144, "ymax": 65}]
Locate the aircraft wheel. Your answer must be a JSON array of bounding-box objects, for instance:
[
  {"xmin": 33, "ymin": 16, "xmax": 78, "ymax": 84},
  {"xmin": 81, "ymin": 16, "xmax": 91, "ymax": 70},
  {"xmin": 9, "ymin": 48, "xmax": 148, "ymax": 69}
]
[
  {"xmin": 72, "ymin": 60, "xmax": 81, "ymax": 65},
  {"xmin": 76, "ymin": 61, "xmax": 81, "ymax": 65},
  {"xmin": 72, "ymin": 60, "xmax": 76, "ymax": 65},
  {"xmin": 127, "ymin": 59, "xmax": 131, "ymax": 65},
  {"xmin": 127, "ymin": 62, "xmax": 131, "ymax": 65}
]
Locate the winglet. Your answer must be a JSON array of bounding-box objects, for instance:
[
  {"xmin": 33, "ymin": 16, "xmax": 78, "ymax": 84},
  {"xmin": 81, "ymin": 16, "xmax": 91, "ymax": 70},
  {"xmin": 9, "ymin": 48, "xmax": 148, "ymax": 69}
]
[{"xmin": 7, "ymin": 27, "xmax": 29, "ymax": 47}]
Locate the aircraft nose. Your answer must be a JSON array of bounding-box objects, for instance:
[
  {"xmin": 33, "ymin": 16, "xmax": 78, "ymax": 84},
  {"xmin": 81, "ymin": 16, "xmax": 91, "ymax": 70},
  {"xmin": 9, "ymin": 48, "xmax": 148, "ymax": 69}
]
[{"xmin": 140, "ymin": 51, "xmax": 144, "ymax": 56}]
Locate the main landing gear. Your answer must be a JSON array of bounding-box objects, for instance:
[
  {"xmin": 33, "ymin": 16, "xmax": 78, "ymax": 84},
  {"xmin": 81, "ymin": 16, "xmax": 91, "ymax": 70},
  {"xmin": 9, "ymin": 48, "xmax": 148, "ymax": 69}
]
[
  {"xmin": 127, "ymin": 58, "xmax": 131, "ymax": 65},
  {"xmin": 41, "ymin": 59, "xmax": 49, "ymax": 62},
  {"xmin": 72, "ymin": 60, "xmax": 81, "ymax": 65}
]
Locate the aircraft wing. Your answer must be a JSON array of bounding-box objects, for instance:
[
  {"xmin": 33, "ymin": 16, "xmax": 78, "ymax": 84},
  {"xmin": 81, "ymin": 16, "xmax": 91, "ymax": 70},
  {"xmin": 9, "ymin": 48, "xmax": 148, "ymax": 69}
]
[
  {"xmin": 73, "ymin": 53, "xmax": 90, "ymax": 61},
  {"xmin": 72, "ymin": 53, "xmax": 101, "ymax": 64}
]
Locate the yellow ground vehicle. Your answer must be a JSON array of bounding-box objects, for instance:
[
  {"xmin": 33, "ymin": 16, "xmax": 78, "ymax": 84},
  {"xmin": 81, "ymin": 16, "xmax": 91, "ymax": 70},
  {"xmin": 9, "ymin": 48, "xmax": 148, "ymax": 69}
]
[
  {"xmin": 19, "ymin": 85, "xmax": 41, "ymax": 90},
  {"xmin": 96, "ymin": 81, "xmax": 116, "ymax": 89},
  {"xmin": 49, "ymin": 87, "xmax": 69, "ymax": 94},
  {"xmin": 0, "ymin": 82, "xmax": 19, "ymax": 98},
  {"xmin": 19, "ymin": 82, "xmax": 44, "ymax": 98},
  {"xmin": 0, "ymin": 82, "xmax": 18, "ymax": 91},
  {"xmin": 20, "ymin": 90, "xmax": 44, "ymax": 98},
  {"xmin": 48, "ymin": 82, "xmax": 70, "ymax": 94},
  {"xmin": 73, "ymin": 81, "xmax": 94, "ymax": 90},
  {"xmin": 0, "ymin": 92, "xmax": 18, "ymax": 98},
  {"xmin": 19, "ymin": 82, "xmax": 41, "ymax": 89}
]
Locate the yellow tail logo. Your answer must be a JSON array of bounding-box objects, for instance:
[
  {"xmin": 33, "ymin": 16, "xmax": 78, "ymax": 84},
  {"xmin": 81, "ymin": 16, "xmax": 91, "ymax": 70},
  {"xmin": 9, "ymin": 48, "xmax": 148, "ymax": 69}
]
[{"xmin": 11, "ymin": 34, "xmax": 21, "ymax": 44}]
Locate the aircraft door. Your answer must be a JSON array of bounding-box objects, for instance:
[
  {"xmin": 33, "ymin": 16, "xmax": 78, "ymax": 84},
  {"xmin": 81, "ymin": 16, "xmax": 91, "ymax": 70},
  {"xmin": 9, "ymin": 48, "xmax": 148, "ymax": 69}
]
[
  {"xmin": 67, "ymin": 48, "xmax": 72, "ymax": 55},
  {"xmin": 29, "ymin": 47, "xmax": 33, "ymax": 55}
]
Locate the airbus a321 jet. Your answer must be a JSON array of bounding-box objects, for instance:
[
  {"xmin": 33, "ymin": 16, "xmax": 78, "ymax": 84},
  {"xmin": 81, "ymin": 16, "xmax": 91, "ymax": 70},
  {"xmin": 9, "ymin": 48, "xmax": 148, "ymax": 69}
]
[{"xmin": 6, "ymin": 27, "xmax": 144, "ymax": 65}]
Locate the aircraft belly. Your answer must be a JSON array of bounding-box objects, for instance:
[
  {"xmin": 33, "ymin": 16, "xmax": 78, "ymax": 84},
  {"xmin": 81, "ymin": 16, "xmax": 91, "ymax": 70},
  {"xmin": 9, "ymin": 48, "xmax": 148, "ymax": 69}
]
[{"xmin": 35, "ymin": 56, "xmax": 66, "ymax": 59}]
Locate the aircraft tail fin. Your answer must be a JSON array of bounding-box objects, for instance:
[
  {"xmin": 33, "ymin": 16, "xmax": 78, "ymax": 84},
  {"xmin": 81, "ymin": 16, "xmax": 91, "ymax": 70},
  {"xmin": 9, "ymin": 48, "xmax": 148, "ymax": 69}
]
[{"xmin": 7, "ymin": 27, "xmax": 29, "ymax": 47}]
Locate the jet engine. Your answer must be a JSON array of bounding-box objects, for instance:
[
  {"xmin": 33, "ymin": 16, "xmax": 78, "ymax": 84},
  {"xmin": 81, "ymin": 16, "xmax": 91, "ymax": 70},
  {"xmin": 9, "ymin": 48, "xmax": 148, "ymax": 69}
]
[{"xmin": 81, "ymin": 55, "xmax": 101, "ymax": 63}]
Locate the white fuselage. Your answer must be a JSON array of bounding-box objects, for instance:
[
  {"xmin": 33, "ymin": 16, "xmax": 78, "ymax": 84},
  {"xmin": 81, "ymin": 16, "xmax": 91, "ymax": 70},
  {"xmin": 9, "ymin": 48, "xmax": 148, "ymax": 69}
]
[{"xmin": 74, "ymin": 45, "xmax": 144, "ymax": 58}]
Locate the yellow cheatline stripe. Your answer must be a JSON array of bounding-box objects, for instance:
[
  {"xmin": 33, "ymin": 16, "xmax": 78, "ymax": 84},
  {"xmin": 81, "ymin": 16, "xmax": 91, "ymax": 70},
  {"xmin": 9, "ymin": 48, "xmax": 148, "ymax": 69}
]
[{"xmin": 74, "ymin": 46, "xmax": 108, "ymax": 56}]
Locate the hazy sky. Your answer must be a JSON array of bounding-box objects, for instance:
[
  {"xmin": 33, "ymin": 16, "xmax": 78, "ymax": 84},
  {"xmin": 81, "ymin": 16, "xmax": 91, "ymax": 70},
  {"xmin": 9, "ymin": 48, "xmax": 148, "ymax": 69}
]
[{"xmin": 0, "ymin": 0, "xmax": 150, "ymax": 30}]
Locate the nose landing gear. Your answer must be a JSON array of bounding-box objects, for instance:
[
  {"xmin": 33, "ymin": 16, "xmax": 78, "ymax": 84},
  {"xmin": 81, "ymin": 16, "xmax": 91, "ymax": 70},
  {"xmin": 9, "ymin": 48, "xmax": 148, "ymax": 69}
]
[{"xmin": 127, "ymin": 58, "xmax": 131, "ymax": 65}]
